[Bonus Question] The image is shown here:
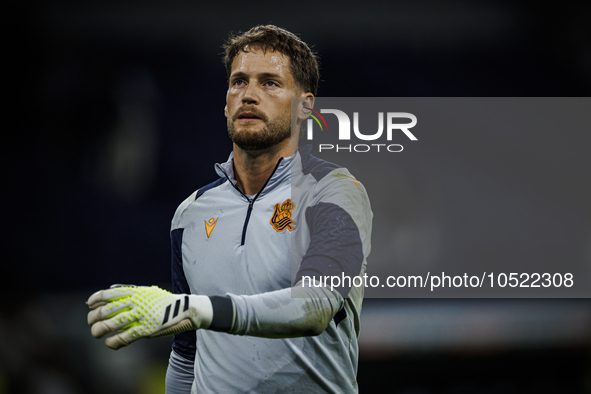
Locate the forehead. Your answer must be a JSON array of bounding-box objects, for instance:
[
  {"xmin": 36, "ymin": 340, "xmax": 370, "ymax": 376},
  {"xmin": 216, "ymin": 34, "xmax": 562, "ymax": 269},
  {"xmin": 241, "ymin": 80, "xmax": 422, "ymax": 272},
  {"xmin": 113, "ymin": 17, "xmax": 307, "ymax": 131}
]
[{"xmin": 230, "ymin": 46, "xmax": 293, "ymax": 79}]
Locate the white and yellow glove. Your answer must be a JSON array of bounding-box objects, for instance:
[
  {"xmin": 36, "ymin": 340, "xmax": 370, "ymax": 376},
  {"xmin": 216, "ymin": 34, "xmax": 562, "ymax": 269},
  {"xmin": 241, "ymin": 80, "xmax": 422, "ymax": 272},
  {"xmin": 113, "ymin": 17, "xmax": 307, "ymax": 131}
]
[{"xmin": 87, "ymin": 285, "xmax": 213, "ymax": 350}]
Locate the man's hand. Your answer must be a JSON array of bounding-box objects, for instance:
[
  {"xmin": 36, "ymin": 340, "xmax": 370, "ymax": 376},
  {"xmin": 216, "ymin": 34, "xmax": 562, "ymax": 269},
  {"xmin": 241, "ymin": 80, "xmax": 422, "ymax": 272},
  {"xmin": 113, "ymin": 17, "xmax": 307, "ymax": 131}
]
[{"xmin": 87, "ymin": 285, "xmax": 213, "ymax": 350}]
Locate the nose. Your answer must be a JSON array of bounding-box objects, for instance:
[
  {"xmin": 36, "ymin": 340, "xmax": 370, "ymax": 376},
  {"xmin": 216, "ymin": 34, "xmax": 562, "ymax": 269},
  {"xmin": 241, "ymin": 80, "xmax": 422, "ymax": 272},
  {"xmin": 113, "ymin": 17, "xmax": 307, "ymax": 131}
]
[{"xmin": 242, "ymin": 82, "xmax": 260, "ymax": 105}]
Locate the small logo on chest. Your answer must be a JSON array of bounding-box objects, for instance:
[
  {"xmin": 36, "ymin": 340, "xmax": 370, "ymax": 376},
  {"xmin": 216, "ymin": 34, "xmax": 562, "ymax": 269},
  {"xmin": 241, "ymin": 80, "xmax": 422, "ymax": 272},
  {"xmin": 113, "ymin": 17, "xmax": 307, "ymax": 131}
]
[
  {"xmin": 204, "ymin": 217, "xmax": 219, "ymax": 238},
  {"xmin": 270, "ymin": 199, "xmax": 296, "ymax": 232}
]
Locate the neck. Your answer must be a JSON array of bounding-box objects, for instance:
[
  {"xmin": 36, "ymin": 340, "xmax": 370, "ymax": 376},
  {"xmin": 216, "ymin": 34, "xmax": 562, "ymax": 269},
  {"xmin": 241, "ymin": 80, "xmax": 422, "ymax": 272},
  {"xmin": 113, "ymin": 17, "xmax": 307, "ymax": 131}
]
[{"xmin": 232, "ymin": 138, "xmax": 297, "ymax": 196}]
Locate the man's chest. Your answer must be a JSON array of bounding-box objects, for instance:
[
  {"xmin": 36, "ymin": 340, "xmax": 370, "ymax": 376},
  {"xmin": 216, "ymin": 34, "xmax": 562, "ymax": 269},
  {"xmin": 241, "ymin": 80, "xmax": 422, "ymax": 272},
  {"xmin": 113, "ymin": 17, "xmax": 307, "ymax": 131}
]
[{"xmin": 178, "ymin": 191, "xmax": 299, "ymax": 296}]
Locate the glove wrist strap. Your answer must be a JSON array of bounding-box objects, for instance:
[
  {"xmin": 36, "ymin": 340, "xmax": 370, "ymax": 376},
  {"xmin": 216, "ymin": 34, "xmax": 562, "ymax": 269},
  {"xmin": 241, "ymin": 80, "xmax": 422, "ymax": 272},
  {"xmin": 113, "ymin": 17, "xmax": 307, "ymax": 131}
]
[{"xmin": 208, "ymin": 295, "xmax": 235, "ymax": 332}]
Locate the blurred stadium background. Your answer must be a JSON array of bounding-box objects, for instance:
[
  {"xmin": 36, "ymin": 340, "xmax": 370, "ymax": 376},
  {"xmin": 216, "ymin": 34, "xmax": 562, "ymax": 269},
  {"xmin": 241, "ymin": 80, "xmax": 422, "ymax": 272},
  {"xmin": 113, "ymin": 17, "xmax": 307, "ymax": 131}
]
[{"xmin": 5, "ymin": 1, "xmax": 591, "ymax": 393}]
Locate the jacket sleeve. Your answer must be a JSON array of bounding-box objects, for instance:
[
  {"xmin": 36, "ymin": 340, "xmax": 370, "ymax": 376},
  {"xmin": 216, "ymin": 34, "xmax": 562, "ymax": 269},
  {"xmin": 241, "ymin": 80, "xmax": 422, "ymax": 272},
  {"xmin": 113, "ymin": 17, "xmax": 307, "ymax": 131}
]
[
  {"xmin": 225, "ymin": 283, "xmax": 344, "ymax": 337},
  {"xmin": 165, "ymin": 350, "xmax": 195, "ymax": 394}
]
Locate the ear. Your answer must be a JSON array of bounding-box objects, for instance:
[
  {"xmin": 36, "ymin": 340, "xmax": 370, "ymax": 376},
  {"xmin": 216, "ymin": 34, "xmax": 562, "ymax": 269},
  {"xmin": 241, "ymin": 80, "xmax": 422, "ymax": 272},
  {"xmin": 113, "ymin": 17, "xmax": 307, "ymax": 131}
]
[
  {"xmin": 224, "ymin": 105, "xmax": 228, "ymax": 118},
  {"xmin": 302, "ymin": 95, "xmax": 314, "ymax": 112},
  {"xmin": 298, "ymin": 94, "xmax": 315, "ymax": 121}
]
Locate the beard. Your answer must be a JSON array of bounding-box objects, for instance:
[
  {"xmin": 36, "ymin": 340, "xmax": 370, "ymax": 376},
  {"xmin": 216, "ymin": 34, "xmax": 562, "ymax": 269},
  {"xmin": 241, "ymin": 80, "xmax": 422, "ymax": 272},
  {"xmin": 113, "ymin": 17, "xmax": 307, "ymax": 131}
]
[{"xmin": 227, "ymin": 110, "xmax": 292, "ymax": 151}]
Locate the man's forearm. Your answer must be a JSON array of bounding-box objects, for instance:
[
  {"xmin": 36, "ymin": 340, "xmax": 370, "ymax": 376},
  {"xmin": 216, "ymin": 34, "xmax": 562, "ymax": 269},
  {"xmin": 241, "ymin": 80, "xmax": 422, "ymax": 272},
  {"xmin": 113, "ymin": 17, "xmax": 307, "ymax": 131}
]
[{"xmin": 219, "ymin": 283, "xmax": 344, "ymax": 338}]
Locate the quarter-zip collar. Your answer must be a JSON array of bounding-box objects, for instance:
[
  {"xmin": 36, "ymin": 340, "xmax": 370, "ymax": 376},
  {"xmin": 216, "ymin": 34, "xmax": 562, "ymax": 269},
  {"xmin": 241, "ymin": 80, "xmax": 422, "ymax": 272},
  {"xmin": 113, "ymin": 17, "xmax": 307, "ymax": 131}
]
[
  {"xmin": 214, "ymin": 151, "xmax": 295, "ymax": 246},
  {"xmin": 214, "ymin": 151, "xmax": 294, "ymax": 198}
]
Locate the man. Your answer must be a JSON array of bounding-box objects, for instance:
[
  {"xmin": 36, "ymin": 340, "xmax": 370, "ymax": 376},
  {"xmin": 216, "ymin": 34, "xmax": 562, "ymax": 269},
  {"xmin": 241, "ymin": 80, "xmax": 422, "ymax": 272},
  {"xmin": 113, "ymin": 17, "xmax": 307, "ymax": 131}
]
[{"xmin": 87, "ymin": 25, "xmax": 372, "ymax": 393}]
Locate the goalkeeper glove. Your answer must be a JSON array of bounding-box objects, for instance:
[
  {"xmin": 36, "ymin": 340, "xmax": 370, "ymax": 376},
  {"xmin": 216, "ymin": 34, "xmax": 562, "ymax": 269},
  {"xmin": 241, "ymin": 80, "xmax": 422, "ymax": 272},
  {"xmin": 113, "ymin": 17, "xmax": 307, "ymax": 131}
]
[{"xmin": 87, "ymin": 285, "xmax": 213, "ymax": 350}]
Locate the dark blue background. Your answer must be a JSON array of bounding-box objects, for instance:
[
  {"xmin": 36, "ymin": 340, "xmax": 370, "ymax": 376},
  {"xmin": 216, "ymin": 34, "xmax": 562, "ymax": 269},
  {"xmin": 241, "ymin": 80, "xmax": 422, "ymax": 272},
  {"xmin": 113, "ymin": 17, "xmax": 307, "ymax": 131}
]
[{"xmin": 5, "ymin": 1, "xmax": 591, "ymax": 393}]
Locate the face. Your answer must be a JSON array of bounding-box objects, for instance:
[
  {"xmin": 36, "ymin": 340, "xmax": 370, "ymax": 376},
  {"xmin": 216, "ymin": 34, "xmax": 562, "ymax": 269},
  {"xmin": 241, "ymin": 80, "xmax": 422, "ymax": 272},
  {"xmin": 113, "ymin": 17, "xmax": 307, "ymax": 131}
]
[{"xmin": 225, "ymin": 46, "xmax": 310, "ymax": 151}]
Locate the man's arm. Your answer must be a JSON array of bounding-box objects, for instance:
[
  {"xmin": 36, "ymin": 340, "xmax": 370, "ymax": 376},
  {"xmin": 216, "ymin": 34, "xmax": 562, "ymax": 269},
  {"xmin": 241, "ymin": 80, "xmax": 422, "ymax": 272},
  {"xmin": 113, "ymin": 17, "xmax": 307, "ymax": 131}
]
[
  {"xmin": 86, "ymin": 283, "xmax": 343, "ymax": 345},
  {"xmin": 213, "ymin": 282, "xmax": 344, "ymax": 338}
]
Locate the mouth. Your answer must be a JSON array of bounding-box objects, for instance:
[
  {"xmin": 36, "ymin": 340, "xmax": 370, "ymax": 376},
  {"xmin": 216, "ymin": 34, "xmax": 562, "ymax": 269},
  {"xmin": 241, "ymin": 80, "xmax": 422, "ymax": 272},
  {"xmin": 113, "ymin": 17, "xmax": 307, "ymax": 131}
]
[{"xmin": 237, "ymin": 111, "xmax": 263, "ymax": 122}]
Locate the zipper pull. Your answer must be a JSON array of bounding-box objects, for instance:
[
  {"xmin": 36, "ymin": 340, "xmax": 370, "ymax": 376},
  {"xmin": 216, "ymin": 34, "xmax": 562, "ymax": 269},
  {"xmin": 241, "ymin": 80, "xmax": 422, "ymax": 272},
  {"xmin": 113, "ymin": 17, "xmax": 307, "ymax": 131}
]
[{"xmin": 247, "ymin": 198, "xmax": 254, "ymax": 211}]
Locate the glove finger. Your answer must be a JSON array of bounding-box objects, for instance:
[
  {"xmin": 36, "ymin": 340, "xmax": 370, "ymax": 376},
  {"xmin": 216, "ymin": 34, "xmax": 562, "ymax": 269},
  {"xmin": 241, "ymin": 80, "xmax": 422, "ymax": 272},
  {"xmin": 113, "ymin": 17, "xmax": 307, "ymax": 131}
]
[
  {"xmin": 86, "ymin": 286, "xmax": 136, "ymax": 309},
  {"xmin": 90, "ymin": 308, "xmax": 140, "ymax": 338},
  {"xmin": 104, "ymin": 332, "xmax": 135, "ymax": 350},
  {"xmin": 87, "ymin": 296, "xmax": 137, "ymax": 325},
  {"xmin": 86, "ymin": 289, "xmax": 107, "ymax": 309},
  {"xmin": 90, "ymin": 320, "xmax": 120, "ymax": 339},
  {"xmin": 110, "ymin": 284, "xmax": 136, "ymax": 289},
  {"xmin": 105, "ymin": 324, "xmax": 150, "ymax": 350}
]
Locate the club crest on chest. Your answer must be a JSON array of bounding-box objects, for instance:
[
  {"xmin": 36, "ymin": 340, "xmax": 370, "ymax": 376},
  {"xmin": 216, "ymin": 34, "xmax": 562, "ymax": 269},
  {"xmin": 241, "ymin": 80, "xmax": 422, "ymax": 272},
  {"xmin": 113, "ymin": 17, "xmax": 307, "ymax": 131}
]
[{"xmin": 270, "ymin": 199, "xmax": 296, "ymax": 232}]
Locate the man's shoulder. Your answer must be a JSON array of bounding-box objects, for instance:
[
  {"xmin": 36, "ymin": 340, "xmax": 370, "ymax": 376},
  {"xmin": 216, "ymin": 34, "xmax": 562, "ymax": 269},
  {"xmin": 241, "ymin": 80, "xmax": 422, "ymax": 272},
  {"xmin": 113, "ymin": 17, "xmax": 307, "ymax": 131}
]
[
  {"xmin": 170, "ymin": 177, "xmax": 228, "ymax": 231},
  {"xmin": 297, "ymin": 144, "xmax": 342, "ymax": 183},
  {"xmin": 195, "ymin": 177, "xmax": 228, "ymax": 200},
  {"xmin": 297, "ymin": 145, "xmax": 366, "ymax": 197}
]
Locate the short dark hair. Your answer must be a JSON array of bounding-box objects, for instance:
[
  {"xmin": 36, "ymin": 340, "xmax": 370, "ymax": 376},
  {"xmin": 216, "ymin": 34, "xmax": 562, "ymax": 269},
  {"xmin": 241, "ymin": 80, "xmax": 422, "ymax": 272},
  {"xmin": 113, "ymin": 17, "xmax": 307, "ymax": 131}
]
[{"xmin": 223, "ymin": 25, "xmax": 319, "ymax": 96}]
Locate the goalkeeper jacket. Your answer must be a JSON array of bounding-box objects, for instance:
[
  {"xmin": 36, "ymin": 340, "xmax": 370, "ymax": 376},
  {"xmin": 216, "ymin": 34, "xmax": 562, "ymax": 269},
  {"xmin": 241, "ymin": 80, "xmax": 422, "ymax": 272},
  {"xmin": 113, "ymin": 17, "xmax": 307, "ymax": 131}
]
[{"xmin": 165, "ymin": 144, "xmax": 372, "ymax": 393}]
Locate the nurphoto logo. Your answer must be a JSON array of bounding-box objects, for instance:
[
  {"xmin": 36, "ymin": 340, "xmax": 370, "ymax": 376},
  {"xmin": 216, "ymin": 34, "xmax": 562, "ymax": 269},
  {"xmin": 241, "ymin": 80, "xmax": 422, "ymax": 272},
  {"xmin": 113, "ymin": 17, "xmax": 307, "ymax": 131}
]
[{"xmin": 303, "ymin": 107, "xmax": 418, "ymax": 153}]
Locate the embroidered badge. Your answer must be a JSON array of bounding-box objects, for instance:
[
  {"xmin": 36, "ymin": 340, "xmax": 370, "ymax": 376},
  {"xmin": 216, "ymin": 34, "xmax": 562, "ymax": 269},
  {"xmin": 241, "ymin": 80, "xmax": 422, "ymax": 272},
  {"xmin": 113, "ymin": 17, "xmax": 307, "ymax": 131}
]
[
  {"xmin": 204, "ymin": 217, "xmax": 219, "ymax": 238},
  {"xmin": 270, "ymin": 199, "xmax": 296, "ymax": 232}
]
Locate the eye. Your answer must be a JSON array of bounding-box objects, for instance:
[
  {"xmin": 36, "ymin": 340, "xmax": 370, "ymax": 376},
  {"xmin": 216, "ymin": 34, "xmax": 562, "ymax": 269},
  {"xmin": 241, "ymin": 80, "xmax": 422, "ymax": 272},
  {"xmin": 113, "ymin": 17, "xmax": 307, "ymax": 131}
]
[
  {"xmin": 233, "ymin": 79, "xmax": 246, "ymax": 86},
  {"xmin": 264, "ymin": 81, "xmax": 278, "ymax": 87}
]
